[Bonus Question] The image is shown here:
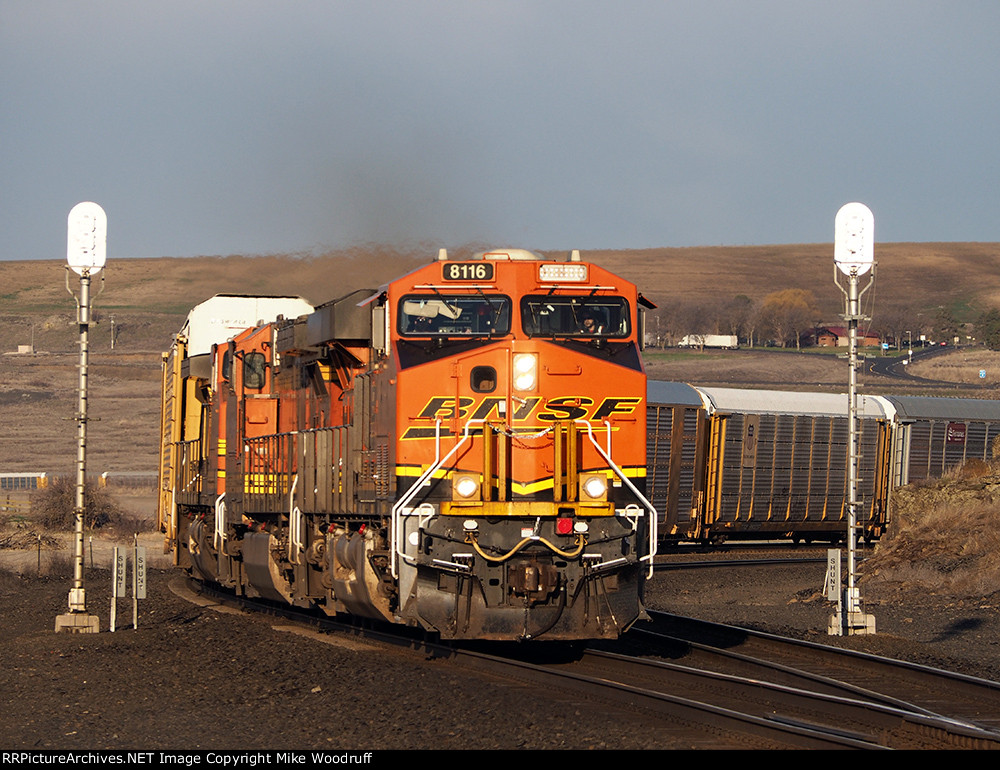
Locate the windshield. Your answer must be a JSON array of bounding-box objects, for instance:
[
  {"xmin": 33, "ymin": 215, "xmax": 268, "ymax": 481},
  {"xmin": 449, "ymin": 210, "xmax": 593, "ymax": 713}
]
[
  {"xmin": 520, "ymin": 296, "xmax": 631, "ymax": 338},
  {"xmin": 398, "ymin": 294, "xmax": 511, "ymax": 337}
]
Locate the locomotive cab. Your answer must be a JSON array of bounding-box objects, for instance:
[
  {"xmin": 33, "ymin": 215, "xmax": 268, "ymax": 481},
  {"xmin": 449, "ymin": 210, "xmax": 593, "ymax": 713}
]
[{"xmin": 387, "ymin": 249, "xmax": 656, "ymax": 639}]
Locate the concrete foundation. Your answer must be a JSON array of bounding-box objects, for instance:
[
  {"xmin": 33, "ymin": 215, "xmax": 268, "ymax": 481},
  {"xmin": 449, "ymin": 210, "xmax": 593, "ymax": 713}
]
[
  {"xmin": 55, "ymin": 612, "xmax": 100, "ymax": 634},
  {"xmin": 828, "ymin": 610, "xmax": 876, "ymax": 636}
]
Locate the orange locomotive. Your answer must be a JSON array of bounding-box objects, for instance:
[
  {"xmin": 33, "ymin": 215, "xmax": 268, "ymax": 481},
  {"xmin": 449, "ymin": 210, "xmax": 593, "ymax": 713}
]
[{"xmin": 158, "ymin": 250, "xmax": 657, "ymax": 640}]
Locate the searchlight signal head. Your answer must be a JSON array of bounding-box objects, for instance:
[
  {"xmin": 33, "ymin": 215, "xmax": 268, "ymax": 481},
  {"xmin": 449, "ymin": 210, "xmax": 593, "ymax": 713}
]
[
  {"xmin": 834, "ymin": 202, "xmax": 874, "ymax": 276},
  {"xmin": 67, "ymin": 202, "xmax": 107, "ymax": 276}
]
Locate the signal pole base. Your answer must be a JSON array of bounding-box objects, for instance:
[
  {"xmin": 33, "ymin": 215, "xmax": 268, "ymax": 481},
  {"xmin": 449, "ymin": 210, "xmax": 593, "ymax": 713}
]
[
  {"xmin": 55, "ymin": 612, "xmax": 100, "ymax": 634},
  {"xmin": 827, "ymin": 610, "xmax": 876, "ymax": 636}
]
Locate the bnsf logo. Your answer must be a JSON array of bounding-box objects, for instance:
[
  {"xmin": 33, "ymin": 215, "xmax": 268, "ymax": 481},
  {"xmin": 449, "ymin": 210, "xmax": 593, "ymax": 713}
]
[{"xmin": 414, "ymin": 395, "xmax": 642, "ymax": 422}]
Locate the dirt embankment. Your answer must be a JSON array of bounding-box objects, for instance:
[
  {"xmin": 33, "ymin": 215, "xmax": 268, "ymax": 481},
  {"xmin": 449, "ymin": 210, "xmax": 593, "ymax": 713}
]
[{"xmin": 862, "ymin": 460, "xmax": 1000, "ymax": 598}]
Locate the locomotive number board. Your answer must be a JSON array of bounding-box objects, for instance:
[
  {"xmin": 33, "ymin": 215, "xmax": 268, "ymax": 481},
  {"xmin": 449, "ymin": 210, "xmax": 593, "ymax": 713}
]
[{"xmin": 442, "ymin": 262, "xmax": 495, "ymax": 281}]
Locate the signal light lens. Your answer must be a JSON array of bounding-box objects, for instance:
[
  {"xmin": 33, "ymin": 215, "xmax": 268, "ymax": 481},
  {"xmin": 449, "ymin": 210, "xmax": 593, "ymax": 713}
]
[
  {"xmin": 512, "ymin": 353, "xmax": 538, "ymax": 391},
  {"xmin": 555, "ymin": 517, "xmax": 573, "ymax": 535}
]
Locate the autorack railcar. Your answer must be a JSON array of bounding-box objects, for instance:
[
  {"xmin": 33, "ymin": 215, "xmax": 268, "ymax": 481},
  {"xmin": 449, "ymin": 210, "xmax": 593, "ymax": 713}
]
[
  {"xmin": 881, "ymin": 394, "xmax": 1000, "ymax": 487},
  {"xmin": 648, "ymin": 383, "xmax": 893, "ymax": 544},
  {"xmin": 647, "ymin": 383, "xmax": 1000, "ymax": 545}
]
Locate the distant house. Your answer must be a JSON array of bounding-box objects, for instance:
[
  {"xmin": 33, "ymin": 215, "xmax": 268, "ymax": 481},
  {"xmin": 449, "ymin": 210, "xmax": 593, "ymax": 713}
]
[{"xmin": 811, "ymin": 326, "xmax": 881, "ymax": 348}]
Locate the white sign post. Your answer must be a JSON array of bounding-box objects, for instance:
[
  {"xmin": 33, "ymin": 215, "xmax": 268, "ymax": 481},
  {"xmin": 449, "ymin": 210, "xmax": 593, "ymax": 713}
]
[
  {"xmin": 111, "ymin": 546, "xmax": 126, "ymax": 632},
  {"xmin": 56, "ymin": 203, "xmax": 107, "ymax": 634},
  {"xmin": 133, "ymin": 535, "xmax": 146, "ymax": 630}
]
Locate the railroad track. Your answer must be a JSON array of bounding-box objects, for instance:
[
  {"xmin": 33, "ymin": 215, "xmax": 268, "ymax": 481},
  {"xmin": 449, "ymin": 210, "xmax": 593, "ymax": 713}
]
[
  {"xmin": 654, "ymin": 555, "xmax": 828, "ymax": 571},
  {"xmin": 652, "ymin": 542, "xmax": 867, "ymax": 573},
  {"xmin": 622, "ymin": 610, "xmax": 1000, "ymax": 747},
  {"xmin": 175, "ymin": 577, "xmax": 1000, "ymax": 749}
]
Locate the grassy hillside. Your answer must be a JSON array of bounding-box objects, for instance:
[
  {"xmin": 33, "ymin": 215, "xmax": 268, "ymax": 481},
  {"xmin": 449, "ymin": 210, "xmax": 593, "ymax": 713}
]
[
  {"xmin": 2, "ymin": 241, "xmax": 998, "ymax": 354},
  {"xmin": 0, "ymin": 242, "xmax": 997, "ymax": 475},
  {"xmin": 591, "ymin": 242, "xmax": 1000, "ymax": 320}
]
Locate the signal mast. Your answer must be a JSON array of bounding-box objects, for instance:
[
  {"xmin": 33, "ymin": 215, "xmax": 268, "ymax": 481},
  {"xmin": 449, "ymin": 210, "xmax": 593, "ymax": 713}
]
[
  {"xmin": 828, "ymin": 202, "xmax": 877, "ymax": 636},
  {"xmin": 55, "ymin": 202, "xmax": 106, "ymax": 634}
]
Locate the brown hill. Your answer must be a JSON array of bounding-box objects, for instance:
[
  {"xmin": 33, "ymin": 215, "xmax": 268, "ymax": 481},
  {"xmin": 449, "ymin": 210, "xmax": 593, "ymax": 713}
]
[
  {"xmin": 0, "ymin": 242, "xmax": 997, "ymax": 475},
  {"xmin": 592, "ymin": 242, "xmax": 1000, "ymax": 319},
  {"xmin": 2, "ymin": 241, "xmax": 998, "ymax": 354},
  {"xmin": 863, "ymin": 459, "xmax": 1000, "ymax": 599}
]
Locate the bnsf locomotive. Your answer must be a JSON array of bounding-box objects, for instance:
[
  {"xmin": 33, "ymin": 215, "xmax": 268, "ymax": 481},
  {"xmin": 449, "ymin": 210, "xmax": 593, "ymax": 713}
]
[{"xmin": 157, "ymin": 249, "xmax": 657, "ymax": 640}]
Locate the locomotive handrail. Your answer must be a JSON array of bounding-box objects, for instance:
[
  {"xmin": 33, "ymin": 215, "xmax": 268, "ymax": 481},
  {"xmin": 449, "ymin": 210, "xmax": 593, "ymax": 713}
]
[
  {"xmin": 575, "ymin": 419, "xmax": 659, "ymax": 577},
  {"xmin": 213, "ymin": 493, "xmax": 226, "ymax": 551},
  {"xmin": 169, "ymin": 481, "xmax": 177, "ymax": 545},
  {"xmin": 390, "ymin": 418, "xmax": 483, "ymax": 578},
  {"xmin": 288, "ymin": 474, "xmax": 304, "ymax": 565}
]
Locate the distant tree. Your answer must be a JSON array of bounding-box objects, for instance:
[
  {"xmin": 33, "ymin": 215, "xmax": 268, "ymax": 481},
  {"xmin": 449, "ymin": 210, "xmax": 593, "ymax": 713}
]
[
  {"xmin": 933, "ymin": 307, "xmax": 962, "ymax": 344},
  {"xmin": 757, "ymin": 289, "xmax": 818, "ymax": 350},
  {"xmin": 31, "ymin": 477, "xmax": 128, "ymax": 531},
  {"xmin": 871, "ymin": 304, "xmax": 923, "ymax": 350},
  {"xmin": 652, "ymin": 300, "xmax": 712, "ymax": 347},
  {"xmin": 977, "ymin": 308, "xmax": 1000, "ymax": 349},
  {"xmin": 720, "ymin": 294, "xmax": 756, "ymax": 345}
]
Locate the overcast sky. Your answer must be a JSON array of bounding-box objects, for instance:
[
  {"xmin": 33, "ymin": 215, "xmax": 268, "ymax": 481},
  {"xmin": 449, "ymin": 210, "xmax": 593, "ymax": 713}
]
[{"xmin": 2, "ymin": 2, "xmax": 998, "ymax": 261}]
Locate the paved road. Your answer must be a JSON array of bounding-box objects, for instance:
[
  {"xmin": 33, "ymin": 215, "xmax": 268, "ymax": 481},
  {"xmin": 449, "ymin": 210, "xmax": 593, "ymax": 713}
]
[{"xmin": 866, "ymin": 344, "xmax": 991, "ymax": 391}]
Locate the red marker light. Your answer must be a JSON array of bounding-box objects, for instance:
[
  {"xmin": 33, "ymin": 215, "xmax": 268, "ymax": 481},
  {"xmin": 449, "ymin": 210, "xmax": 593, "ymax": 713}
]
[{"xmin": 555, "ymin": 517, "xmax": 574, "ymax": 535}]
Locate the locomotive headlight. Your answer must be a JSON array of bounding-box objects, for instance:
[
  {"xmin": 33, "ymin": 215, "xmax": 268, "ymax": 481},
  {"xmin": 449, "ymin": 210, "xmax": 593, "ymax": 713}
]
[
  {"xmin": 453, "ymin": 474, "xmax": 480, "ymax": 500},
  {"xmin": 512, "ymin": 353, "xmax": 538, "ymax": 392},
  {"xmin": 580, "ymin": 473, "xmax": 608, "ymax": 501}
]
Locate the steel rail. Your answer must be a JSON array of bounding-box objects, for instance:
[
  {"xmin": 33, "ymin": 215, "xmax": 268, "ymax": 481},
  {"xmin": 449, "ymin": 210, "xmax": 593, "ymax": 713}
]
[
  {"xmin": 643, "ymin": 610, "xmax": 1000, "ymax": 736},
  {"xmin": 564, "ymin": 647, "xmax": 1000, "ymax": 749}
]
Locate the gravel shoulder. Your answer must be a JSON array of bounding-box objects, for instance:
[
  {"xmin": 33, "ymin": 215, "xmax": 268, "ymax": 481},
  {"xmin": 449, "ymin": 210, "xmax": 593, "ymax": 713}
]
[{"xmin": 3, "ymin": 548, "xmax": 1000, "ymax": 750}]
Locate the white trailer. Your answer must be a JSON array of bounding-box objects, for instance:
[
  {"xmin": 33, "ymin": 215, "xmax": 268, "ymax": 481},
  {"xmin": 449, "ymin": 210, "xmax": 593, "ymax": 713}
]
[{"xmin": 678, "ymin": 334, "xmax": 738, "ymax": 349}]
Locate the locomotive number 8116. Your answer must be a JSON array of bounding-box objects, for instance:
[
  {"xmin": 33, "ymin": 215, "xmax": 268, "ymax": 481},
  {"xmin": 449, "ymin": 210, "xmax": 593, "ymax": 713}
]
[{"xmin": 157, "ymin": 248, "xmax": 657, "ymax": 640}]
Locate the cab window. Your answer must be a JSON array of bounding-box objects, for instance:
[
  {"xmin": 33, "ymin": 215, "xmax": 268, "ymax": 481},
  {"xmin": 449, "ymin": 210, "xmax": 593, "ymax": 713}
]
[
  {"xmin": 243, "ymin": 351, "xmax": 267, "ymax": 389},
  {"xmin": 520, "ymin": 296, "xmax": 630, "ymax": 338},
  {"xmin": 398, "ymin": 295, "xmax": 511, "ymax": 337}
]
